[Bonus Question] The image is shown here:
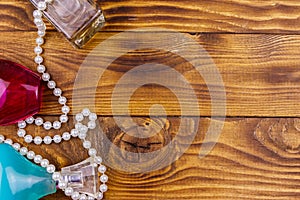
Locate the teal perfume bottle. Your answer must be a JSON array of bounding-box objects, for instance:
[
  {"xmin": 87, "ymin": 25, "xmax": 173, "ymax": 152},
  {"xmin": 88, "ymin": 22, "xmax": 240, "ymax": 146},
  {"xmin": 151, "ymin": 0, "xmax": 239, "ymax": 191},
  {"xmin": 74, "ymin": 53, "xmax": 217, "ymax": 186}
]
[{"xmin": 0, "ymin": 144, "xmax": 56, "ymax": 200}]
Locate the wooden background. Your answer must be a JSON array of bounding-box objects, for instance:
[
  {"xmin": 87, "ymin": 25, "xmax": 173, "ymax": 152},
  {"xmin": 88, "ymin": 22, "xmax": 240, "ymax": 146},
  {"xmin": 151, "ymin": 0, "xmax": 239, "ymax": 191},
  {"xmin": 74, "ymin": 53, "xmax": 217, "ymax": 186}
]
[{"xmin": 1, "ymin": 0, "xmax": 300, "ymax": 199}]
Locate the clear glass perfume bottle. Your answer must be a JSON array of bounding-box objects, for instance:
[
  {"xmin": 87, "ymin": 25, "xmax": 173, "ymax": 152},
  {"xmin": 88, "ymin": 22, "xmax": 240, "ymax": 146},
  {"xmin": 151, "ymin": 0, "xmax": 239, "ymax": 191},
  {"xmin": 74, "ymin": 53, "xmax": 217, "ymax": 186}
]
[
  {"xmin": 29, "ymin": 0, "xmax": 105, "ymax": 48},
  {"xmin": 60, "ymin": 157, "xmax": 101, "ymax": 197}
]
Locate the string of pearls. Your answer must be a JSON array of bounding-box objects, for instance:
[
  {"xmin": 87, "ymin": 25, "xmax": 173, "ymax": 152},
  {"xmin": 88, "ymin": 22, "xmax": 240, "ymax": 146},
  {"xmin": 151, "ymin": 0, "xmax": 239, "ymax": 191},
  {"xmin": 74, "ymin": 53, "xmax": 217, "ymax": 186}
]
[
  {"xmin": 17, "ymin": 1, "xmax": 70, "ymax": 143},
  {"xmin": 4, "ymin": 108, "xmax": 108, "ymax": 199},
  {"xmin": 18, "ymin": 0, "xmax": 70, "ymax": 137},
  {"xmin": 8, "ymin": 0, "xmax": 108, "ymax": 199},
  {"xmin": 17, "ymin": 108, "xmax": 96, "ymax": 145}
]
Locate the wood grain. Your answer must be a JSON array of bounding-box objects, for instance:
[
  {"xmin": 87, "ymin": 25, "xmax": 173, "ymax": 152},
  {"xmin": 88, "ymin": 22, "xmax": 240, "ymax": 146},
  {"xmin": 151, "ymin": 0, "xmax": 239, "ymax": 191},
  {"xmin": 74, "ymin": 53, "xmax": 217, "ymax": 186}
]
[
  {"xmin": 2, "ymin": 0, "xmax": 300, "ymax": 33},
  {"xmin": 1, "ymin": 31, "xmax": 300, "ymax": 116},
  {"xmin": 1, "ymin": 117, "xmax": 300, "ymax": 199},
  {"xmin": 1, "ymin": 1, "xmax": 300, "ymax": 200}
]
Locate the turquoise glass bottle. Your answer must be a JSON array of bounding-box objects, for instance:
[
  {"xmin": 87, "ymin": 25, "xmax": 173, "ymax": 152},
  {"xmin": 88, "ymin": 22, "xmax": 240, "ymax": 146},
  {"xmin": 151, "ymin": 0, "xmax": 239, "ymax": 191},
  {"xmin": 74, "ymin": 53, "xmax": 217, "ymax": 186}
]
[{"xmin": 0, "ymin": 144, "xmax": 56, "ymax": 200}]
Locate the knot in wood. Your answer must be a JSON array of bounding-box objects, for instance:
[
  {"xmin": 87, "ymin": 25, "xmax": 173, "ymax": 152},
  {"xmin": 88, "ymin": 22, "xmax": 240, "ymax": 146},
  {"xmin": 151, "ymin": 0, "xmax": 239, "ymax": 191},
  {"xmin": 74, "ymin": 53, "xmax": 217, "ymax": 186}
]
[
  {"xmin": 254, "ymin": 118, "xmax": 300, "ymax": 156},
  {"xmin": 112, "ymin": 117, "xmax": 171, "ymax": 163}
]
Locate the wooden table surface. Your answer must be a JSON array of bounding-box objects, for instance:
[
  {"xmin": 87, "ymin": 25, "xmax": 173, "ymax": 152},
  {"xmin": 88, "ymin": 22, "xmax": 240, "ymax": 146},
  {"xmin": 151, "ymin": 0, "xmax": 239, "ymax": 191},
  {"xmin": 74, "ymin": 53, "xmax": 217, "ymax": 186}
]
[{"xmin": 1, "ymin": 0, "xmax": 300, "ymax": 199}]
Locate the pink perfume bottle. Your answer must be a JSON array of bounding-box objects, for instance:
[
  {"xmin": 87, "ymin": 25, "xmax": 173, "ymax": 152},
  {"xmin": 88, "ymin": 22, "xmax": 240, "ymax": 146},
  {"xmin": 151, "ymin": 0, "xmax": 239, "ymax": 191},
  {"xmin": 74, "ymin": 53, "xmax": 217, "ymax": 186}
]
[{"xmin": 29, "ymin": 0, "xmax": 105, "ymax": 48}]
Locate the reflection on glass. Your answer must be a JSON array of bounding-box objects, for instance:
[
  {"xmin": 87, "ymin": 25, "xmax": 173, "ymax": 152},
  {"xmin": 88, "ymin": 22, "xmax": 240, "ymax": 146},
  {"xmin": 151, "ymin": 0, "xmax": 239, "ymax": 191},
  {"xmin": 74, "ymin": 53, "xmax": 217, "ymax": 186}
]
[{"xmin": 30, "ymin": 0, "xmax": 105, "ymax": 48}]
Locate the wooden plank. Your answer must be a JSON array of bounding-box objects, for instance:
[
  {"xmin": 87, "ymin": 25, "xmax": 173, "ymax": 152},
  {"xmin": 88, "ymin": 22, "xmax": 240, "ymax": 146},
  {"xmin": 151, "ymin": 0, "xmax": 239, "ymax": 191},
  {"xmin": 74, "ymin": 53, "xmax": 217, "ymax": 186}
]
[
  {"xmin": 2, "ymin": 1, "xmax": 300, "ymax": 200},
  {"xmin": 1, "ymin": 31, "xmax": 300, "ymax": 117},
  {"xmin": 1, "ymin": 117, "xmax": 300, "ymax": 199},
  {"xmin": 2, "ymin": 0, "xmax": 300, "ymax": 33}
]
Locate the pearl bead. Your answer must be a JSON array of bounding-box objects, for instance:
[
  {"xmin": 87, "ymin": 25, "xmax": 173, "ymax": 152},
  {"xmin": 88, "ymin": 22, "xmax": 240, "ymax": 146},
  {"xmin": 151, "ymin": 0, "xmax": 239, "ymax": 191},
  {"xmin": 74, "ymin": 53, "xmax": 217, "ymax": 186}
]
[
  {"xmin": 0, "ymin": 135, "xmax": 4, "ymax": 143},
  {"xmin": 53, "ymin": 135, "xmax": 62, "ymax": 143},
  {"xmin": 75, "ymin": 113, "xmax": 84, "ymax": 122},
  {"xmin": 37, "ymin": 1, "xmax": 47, "ymax": 10},
  {"xmin": 98, "ymin": 165, "xmax": 107, "ymax": 173},
  {"xmin": 47, "ymin": 164, "xmax": 56, "ymax": 173},
  {"xmin": 94, "ymin": 156, "xmax": 102, "ymax": 164},
  {"xmin": 47, "ymin": 80, "xmax": 56, "ymax": 89},
  {"xmin": 83, "ymin": 141, "xmax": 91, "ymax": 149},
  {"xmin": 82, "ymin": 108, "xmax": 90, "ymax": 116},
  {"xmin": 24, "ymin": 135, "xmax": 33, "ymax": 143},
  {"xmin": 41, "ymin": 159, "xmax": 49, "ymax": 168},
  {"xmin": 79, "ymin": 125, "xmax": 88, "ymax": 134},
  {"xmin": 34, "ymin": 136, "xmax": 43, "ymax": 145},
  {"xmin": 99, "ymin": 184, "xmax": 108, "ymax": 192},
  {"xmin": 4, "ymin": 139, "xmax": 13, "ymax": 145},
  {"xmin": 89, "ymin": 113, "xmax": 97, "ymax": 121},
  {"xmin": 25, "ymin": 116, "xmax": 35, "ymax": 124},
  {"xmin": 53, "ymin": 88, "xmax": 62, "ymax": 96},
  {"xmin": 88, "ymin": 121, "xmax": 96, "ymax": 129},
  {"xmin": 27, "ymin": 151, "xmax": 35, "ymax": 159},
  {"xmin": 17, "ymin": 129, "xmax": 26, "ymax": 137},
  {"xmin": 78, "ymin": 132, "xmax": 86, "ymax": 139},
  {"xmin": 62, "ymin": 132, "xmax": 71, "ymax": 141},
  {"xmin": 96, "ymin": 192, "xmax": 103, "ymax": 200},
  {"xmin": 18, "ymin": 121, "xmax": 26, "ymax": 128},
  {"xmin": 37, "ymin": 24, "xmax": 46, "ymax": 31},
  {"xmin": 88, "ymin": 148, "xmax": 97, "ymax": 157},
  {"xmin": 34, "ymin": 46, "xmax": 43, "ymax": 54},
  {"xmin": 53, "ymin": 121, "xmax": 61, "ymax": 129},
  {"xmin": 43, "ymin": 121, "xmax": 52, "ymax": 130},
  {"xmin": 12, "ymin": 143, "xmax": 21, "ymax": 151},
  {"xmin": 35, "ymin": 55, "xmax": 43, "ymax": 64},
  {"xmin": 58, "ymin": 181, "xmax": 67, "ymax": 189},
  {"xmin": 87, "ymin": 196, "xmax": 94, "ymax": 200},
  {"xmin": 79, "ymin": 194, "xmax": 87, "ymax": 200},
  {"xmin": 52, "ymin": 172, "xmax": 61, "ymax": 181},
  {"xmin": 71, "ymin": 192, "xmax": 80, "ymax": 200},
  {"xmin": 60, "ymin": 115, "xmax": 68, "ymax": 123},
  {"xmin": 34, "ymin": 155, "xmax": 42, "ymax": 164},
  {"xmin": 33, "ymin": 10, "xmax": 42, "ymax": 18},
  {"xmin": 36, "ymin": 37, "xmax": 44, "ymax": 45},
  {"xmin": 75, "ymin": 123, "xmax": 83, "ymax": 129},
  {"xmin": 38, "ymin": 30, "xmax": 45, "ymax": 37},
  {"xmin": 20, "ymin": 147, "xmax": 28, "ymax": 155},
  {"xmin": 43, "ymin": 136, "xmax": 52, "ymax": 144},
  {"xmin": 37, "ymin": 65, "xmax": 46, "ymax": 73},
  {"xmin": 71, "ymin": 129, "xmax": 79, "ymax": 137},
  {"xmin": 42, "ymin": 73, "xmax": 50, "ymax": 81},
  {"xmin": 100, "ymin": 174, "xmax": 108, "ymax": 182},
  {"xmin": 59, "ymin": 96, "xmax": 67, "ymax": 104},
  {"xmin": 62, "ymin": 105, "xmax": 70, "ymax": 114},
  {"xmin": 64, "ymin": 187, "xmax": 73, "ymax": 196},
  {"xmin": 35, "ymin": 118, "xmax": 44, "ymax": 127},
  {"xmin": 35, "ymin": 117, "xmax": 44, "ymax": 126},
  {"xmin": 34, "ymin": 18, "xmax": 43, "ymax": 26}
]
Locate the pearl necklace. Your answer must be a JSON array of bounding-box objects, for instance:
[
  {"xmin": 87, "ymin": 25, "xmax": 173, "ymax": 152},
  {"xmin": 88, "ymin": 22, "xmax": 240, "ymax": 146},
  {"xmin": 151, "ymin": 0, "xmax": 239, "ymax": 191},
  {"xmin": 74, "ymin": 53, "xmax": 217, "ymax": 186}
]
[
  {"xmin": 2, "ymin": 0, "xmax": 108, "ymax": 199},
  {"xmin": 1, "ymin": 109, "xmax": 108, "ymax": 199}
]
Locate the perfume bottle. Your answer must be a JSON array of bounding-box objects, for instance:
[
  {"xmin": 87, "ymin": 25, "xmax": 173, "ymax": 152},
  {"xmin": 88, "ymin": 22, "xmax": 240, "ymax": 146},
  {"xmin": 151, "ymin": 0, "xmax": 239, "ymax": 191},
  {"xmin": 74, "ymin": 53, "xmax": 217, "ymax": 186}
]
[
  {"xmin": 60, "ymin": 157, "xmax": 101, "ymax": 197},
  {"xmin": 0, "ymin": 144, "xmax": 56, "ymax": 200},
  {"xmin": 29, "ymin": 0, "xmax": 105, "ymax": 48}
]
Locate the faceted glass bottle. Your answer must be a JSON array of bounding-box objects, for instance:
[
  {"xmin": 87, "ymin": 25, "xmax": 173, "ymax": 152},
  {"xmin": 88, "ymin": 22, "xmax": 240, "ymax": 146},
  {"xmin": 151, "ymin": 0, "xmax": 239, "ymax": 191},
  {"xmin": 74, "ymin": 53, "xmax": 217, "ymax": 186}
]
[
  {"xmin": 0, "ymin": 60, "xmax": 42, "ymax": 126},
  {"xmin": 60, "ymin": 157, "xmax": 101, "ymax": 198},
  {"xmin": 29, "ymin": 0, "xmax": 105, "ymax": 48}
]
